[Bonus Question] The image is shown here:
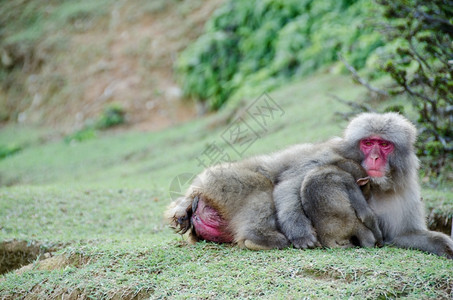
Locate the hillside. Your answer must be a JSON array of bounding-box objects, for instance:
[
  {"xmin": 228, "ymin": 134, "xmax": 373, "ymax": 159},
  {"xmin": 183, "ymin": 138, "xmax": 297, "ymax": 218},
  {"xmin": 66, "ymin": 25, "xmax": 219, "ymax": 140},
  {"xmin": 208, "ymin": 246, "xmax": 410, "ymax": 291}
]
[{"xmin": 0, "ymin": 0, "xmax": 224, "ymax": 131}]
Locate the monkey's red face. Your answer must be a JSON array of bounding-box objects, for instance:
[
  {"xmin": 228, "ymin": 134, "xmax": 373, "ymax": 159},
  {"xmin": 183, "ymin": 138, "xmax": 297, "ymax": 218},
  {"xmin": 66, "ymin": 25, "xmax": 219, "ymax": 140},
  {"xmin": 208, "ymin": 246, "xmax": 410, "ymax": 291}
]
[{"xmin": 359, "ymin": 136, "xmax": 394, "ymax": 178}]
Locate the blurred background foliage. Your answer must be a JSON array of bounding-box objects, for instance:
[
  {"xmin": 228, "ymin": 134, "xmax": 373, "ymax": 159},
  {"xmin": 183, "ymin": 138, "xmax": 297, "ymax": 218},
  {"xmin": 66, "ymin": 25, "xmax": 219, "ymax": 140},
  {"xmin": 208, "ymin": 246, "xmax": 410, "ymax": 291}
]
[
  {"xmin": 177, "ymin": 0, "xmax": 383, "ymax": 110},
  {"xmin": 0, "ymin": 0, "xmax": 212, "ymax": 130}
]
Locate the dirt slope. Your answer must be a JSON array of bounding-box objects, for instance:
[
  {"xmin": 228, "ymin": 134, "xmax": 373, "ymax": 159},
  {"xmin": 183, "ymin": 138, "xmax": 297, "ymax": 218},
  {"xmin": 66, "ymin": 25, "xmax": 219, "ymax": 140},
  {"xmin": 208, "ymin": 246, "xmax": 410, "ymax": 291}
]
[{"xmin": 4, "ymin": 0, "xmax": 224, "ymax": 132}]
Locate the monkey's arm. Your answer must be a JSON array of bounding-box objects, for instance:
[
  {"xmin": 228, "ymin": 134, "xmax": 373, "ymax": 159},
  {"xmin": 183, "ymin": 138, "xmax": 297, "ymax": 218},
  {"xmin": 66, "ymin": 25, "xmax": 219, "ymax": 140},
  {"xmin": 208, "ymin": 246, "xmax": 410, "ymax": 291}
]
[
  {"xmin": 389, "ymin": 231, "xmax": 453, "ymax": 259},
  {"xmin": 274, "ymin": 178, "xmax": 320, "ymax": 249},
  {"xmin": 346, "ymin": 186, "xmax": 383, "ymax": 246}
]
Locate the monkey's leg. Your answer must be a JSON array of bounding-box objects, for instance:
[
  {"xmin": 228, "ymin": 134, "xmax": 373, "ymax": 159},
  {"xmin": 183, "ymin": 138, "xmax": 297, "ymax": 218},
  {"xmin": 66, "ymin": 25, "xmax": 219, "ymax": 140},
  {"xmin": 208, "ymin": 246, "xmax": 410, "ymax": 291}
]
[
  {"xmin": 319, "ymin": 219, "xmax": 377, "ymax": 248},
  {"xmin": 243, "ymin": 240, "xmax": 273, "ymax": 251},
  {"xmin": 240, "ymin": 230, "xmax": 290, "ymax": 250},
  {"xmin": 274, "ymin": 178, "xmax": 319, "ymax": 249},
  {"xmin": 307, "ymin": 200, "xmax": 373, "ymax": 249},
  {"xmin": 233, "ymin": 190, "xmax": 290, "ymax": 250},
  {"xmin": 390, "ymin": 230, "xmax": 453, "ymax": 259}
]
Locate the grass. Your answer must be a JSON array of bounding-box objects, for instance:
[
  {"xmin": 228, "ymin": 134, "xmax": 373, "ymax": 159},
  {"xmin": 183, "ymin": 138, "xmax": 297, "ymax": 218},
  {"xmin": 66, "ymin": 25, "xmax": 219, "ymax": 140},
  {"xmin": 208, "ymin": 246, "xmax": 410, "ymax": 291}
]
[
  {"xmin": 1, "ymin": 72, "xmax": 452, "ymax": 298},
  {"xmin": 2, "ymin": 244, "xmax": 452, "ymax": 298}
]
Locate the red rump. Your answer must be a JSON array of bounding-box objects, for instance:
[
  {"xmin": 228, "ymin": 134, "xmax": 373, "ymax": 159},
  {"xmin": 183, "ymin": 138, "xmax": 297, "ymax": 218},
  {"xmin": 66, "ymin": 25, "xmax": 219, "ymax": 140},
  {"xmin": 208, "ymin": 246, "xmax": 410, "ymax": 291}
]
[{"xmin": 191, "ymin": 197, "xmax": 234, "ymax": 243}]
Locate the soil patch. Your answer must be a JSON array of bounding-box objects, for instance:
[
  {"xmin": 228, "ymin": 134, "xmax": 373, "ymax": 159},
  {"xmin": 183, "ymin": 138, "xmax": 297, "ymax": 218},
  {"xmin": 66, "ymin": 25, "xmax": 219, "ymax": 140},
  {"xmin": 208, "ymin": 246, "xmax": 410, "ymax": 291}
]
[
  {"xmin": 0, "ymin": 240, "xmax": 60, "ymax": 275},
  {"xmin": 5, "ymin": 0, "xmax": 225, "ymax": 133},
  {"xmin": 427, "ymin": 211, "xmax": 452, "ymax": 237}
]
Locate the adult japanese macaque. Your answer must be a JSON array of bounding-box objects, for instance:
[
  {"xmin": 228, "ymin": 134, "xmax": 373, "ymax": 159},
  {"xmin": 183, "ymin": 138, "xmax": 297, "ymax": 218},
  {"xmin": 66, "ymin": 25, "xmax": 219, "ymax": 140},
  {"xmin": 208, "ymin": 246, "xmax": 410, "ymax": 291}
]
[
  {"xmin": 165, "ymin": 161, "xmax": 291, "ymax": 250},
  {"xmin": 272, "ymin": 112, "xmax": 453, "ymax": 257},
  {"xmin": 337, "ymin": 112, "xmax": 453, "ymax": 258},
  {"xmin": 165, "ymin": 112, "xmax": 453, "ymax": 258}
]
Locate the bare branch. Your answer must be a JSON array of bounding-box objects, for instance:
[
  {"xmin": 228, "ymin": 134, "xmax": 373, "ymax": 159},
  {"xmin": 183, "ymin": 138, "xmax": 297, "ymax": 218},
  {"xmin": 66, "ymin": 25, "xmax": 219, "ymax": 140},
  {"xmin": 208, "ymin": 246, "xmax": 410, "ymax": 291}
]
[
  {"xmin": 338, "ymin": 54, "xmax": 389, "ymax": 97},
  {"xmin": 414, "ymin": 9, "xmax": 453, "ymax": 36},
  {"xmin": 401, "ymin": 81, "xmax": 436, "ymax": 105}
]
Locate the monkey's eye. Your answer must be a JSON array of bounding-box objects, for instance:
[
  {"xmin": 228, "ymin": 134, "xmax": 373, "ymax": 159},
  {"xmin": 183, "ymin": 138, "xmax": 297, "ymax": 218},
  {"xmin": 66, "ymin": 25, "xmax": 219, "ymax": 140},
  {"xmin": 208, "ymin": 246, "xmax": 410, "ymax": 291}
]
[
  {"xmin": 362, "ymin": 140, "xmax": 373, "ymax": 147},
  {"xmin": 379, "ymin": 141, "xmax": 392, "ymax": 149}
]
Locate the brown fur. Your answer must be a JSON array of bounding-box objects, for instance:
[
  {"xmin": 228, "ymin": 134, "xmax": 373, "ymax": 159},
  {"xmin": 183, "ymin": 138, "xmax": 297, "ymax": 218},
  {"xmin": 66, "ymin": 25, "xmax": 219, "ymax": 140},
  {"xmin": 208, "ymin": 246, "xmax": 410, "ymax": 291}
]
[
  {"xmin": 165, "ymin": 163, "xmax": 289, "ymax": 249},
  {"xmin": 301, "ymin": 159, "xmax": 382, "ymax": 248}
]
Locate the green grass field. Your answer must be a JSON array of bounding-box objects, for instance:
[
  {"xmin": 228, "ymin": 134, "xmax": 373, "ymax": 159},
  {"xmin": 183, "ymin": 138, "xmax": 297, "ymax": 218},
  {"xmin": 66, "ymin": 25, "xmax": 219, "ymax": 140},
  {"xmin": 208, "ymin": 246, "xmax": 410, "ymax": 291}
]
[{"xmin": 1, "ymin": 73, "xmax": 452, "ymax": 299}]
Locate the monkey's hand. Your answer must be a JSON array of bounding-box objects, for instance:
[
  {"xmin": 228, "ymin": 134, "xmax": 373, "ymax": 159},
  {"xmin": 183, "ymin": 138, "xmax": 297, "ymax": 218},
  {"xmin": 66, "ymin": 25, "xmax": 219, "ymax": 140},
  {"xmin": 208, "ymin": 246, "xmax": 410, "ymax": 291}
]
[
  {"xmin": 278, "ymin": 213, "xmax": 321, "ymax": 249},
  {"xmin": 356, "ymin": 210, "xmax": 383, "ymax": 247}
]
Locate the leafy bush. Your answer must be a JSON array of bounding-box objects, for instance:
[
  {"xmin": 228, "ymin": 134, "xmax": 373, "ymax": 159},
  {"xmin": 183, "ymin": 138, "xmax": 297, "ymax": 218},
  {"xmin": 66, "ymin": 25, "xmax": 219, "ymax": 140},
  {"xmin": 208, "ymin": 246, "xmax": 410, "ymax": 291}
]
[
  {"xmin": 64, "ymin": 128, "xmax": 97, "ymax": 144},
  {"xmin": 64, "ymin": 103, "xmax": 125, "ymax": 144},
  {"xmin": 95, "ymin": 104, "xmax": 126, "ymax": 129},
  {"xmin": 372, "ymin": 0, "xmax": 453, "ymax": 177},
  {"xmin": 177, "ymin": 0, "xmax": 383, "ymax": 110}
]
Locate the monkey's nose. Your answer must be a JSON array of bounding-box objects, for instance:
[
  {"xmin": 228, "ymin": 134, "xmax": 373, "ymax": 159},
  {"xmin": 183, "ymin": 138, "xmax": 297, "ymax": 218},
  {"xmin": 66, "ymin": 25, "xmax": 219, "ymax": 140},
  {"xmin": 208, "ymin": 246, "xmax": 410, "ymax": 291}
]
[{"xmin": 370, "ymin": 153, "xmax": 379, "ymax": 161}]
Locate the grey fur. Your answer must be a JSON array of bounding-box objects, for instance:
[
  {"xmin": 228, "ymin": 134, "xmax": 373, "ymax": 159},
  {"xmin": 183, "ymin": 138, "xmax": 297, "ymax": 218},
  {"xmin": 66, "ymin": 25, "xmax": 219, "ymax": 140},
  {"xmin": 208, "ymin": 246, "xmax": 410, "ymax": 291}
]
[
  {"xmin": 165, "ymin": 161, "xmax": 290, "ymax": 250},
  {"xmin": 338, "ymin": 112, "xmax": 453, "ymax": 258}
]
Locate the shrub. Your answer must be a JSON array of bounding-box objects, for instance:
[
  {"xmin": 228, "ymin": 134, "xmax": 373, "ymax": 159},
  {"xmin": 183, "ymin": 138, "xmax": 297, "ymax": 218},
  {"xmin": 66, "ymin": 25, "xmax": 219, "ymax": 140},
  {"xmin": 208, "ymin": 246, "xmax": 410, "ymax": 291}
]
[
  {"xmin": 177, "ymin": 0, "xmax": 383, "ymax": 110},
  {"xmin": 64, "ymin": 103, "xmax": 125, "ymax": 144},
  {"xmin": 95, "ymin": 104, "xmax": 126, "ymax": 129},
  {"xmin": 0, "ymin": 144, "xmax": 22, "ymax": 160},
  {"xmin": 64, "ymin": 128, "xmax": 97, "ymax": 144}
]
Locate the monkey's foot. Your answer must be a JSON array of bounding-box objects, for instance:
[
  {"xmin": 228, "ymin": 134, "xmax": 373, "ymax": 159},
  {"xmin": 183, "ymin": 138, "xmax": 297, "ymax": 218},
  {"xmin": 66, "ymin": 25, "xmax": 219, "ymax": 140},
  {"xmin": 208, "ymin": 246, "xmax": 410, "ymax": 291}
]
[
  {"xmin": 357, "ymin": 212, "xmax": 383, "ymax": 246},
  {"xmin": 164, "ymin": 196, "xmax": 193, "ymax": 234},
  {"xmin": 334, "ymin": 239, "xmax": 354, "ymax": 249},
  {"xmin": 438, "ymin": 235, "xmax": 453, "ymax": 259},
  {"xmin": 290, "ymin": 232, "xmax": 321, "ymax": 249},
  {"xmin": 243, "ymin": 240, "xmax": 272, "ymax": 251}
]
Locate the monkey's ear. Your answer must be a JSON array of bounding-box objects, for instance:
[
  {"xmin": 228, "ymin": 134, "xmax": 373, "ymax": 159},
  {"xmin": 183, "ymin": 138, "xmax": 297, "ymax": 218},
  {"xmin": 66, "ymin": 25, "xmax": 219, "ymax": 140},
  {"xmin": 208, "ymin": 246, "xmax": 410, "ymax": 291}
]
[{"xmin": 356, "ymin": 177, "xmax": 370, "ymax": 186}]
